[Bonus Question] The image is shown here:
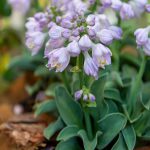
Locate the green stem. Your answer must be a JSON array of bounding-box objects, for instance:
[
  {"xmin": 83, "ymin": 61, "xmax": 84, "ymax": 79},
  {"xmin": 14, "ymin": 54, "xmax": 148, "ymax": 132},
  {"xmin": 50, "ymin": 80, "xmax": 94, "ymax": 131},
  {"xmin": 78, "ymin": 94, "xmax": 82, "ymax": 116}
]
[
  {"xmin": 62, "ymin": 71, "xmax": 71, "ymax": 93},
  {"xmin": 129, "ymin": 56, "xmax": 146, "ymax": 114},
  {"xmin": 84, "ymin": 108, "xmax": 93, "ymax": 140},
  {"xmin": 77, "ymin": 54, "xmax": 84, "ymax": 88}
]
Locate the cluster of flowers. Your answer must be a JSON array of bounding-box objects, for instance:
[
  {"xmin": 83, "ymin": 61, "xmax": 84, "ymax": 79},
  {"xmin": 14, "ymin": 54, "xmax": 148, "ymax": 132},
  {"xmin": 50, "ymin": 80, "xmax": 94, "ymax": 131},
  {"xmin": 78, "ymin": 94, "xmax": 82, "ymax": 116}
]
[
  {"xmin": 25, "ymin": 0, "xmax": 150, "ymax": 103},
  {"xmin": 8, "ymin": 0, "xmax": 31, "ymax": 14},
  {"xmin": 100, "ymin": 0, "xmax": 150, "ymax": 20},
  {"xmin": 135, "ymin": 26, "xmax": 150, "ymax": 56},
  {"xmin": 75, "ymin": 87, "xmax": 96, "ymax": 102},
  {"xmin": 25, "ymin": 4, "xmax": 122, "ymax": 79}
]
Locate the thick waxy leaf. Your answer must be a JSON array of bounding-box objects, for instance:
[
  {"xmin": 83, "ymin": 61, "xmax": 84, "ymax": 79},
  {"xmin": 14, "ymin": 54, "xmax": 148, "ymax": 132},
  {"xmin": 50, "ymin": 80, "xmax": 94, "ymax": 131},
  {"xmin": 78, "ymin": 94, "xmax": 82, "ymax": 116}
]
[
  {"xmin": 57, "ymin": 125, "xmax": 79, "ymax": 141},
  {"xmin": 111, "ymin": 134, "xmax": 128, "ymax": 150},
  {"xmin": 122, "ymin": 125, "xmax": 136, "ymax": 150},
  {"xmin": 0, "ymin": 0, "xmax": 11, "ymax": 16},
  {"xmin": 141, "ymin": 82, "xmax": 150, "ymax": 110},
  {"xmin": 44, "ymin": 117, "xmax": 64, "ymax": 139},
  {"xmin": 35, "ymin": 100, "xmax": 56, "ymax": 116},
  {"xmin": 91, "ymin": 73, "xmax": 108, "ymax": 115},
  {"xmin": 34, "ymin": 65, "xmax": 51, "ymax": 77},
  {"xmin": 122, "ymin": 77, "xmax": 132, "ymax": 87},
  {"xmin": 56, "ymin": 138, "xmax": 82, "ymax": 150},
  {"xmin": 106, "ymin": 100, "xmax": 119, "ymax": 113},
  {"xmin": 111, "ymin": 72, "xmax": 123, "ymax": 87},
  {"xmin": 97, "ymin": 113, "xmax": 127, "ymax": 149},
  {"xmin": 55, "ymin": 86, "xmax": 83, "ymax": 127},
  {"xmin": 78, "ymin": 130, "xmax": 102, "ymax": 150},
  {"xmin": 104, "ymin": 88, "xmax": 122, "ymax": 103},
  {"xmin": 141, "ymin": 129, "xmax": 150, "ymax": 140}
]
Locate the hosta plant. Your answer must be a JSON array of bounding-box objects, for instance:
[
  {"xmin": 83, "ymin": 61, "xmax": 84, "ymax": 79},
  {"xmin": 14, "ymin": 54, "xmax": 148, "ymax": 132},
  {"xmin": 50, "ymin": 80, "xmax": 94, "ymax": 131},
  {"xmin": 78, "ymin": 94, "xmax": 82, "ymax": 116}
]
[{"xmin": 25, "ymin": 0, "xmax": 150, "ymax": 149}]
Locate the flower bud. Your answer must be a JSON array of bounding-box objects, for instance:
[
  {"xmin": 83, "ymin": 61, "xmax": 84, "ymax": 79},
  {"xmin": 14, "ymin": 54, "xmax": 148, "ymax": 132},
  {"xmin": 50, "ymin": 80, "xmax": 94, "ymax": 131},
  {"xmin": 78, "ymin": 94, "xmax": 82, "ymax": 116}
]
[
  {"xmin": 49, "ymin": 25, "xmax": 64, "ymax": 39},
  {"xmin": 67, "ymin": 40, "xmax": 81, "ymax": 57},
  {"xmin": 89, "ymin": 93, "xmax": 96, "ymax": 102},
  {"xmin": 79, "ymin": 35, "xmax": 93, "ymax": 51},
  {"xmin": 86, "ymin": 15, "xmax": 95, "ymax": 26},
  {"xmin": 74, "ymin": 90, "xmax": 83, "ymax": 100}
]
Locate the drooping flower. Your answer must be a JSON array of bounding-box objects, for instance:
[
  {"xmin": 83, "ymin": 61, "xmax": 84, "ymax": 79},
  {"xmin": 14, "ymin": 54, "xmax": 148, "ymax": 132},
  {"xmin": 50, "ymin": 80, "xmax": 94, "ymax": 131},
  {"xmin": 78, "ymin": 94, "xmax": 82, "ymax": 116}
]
[
  {"xmin": 120, "ymin": 3, "xmax": 134, "ymax": 20},
  {"xmin": 143, "ymin": 39, "xmax": 150, "ymax": 56},
  {"xmin": 45, "ymin": 38, "xmax": 65, "ymax": 56},
  {"xmin": 26, "ymin": 32, "xmax": 46, "ymax": 56},
  {"xmin": 8, "ymin": 0, "xmax": 31, "ymax": 14},
  {"xmin": 146, "ymin": 4, "xmax": 150, "ymax": 12},
  {"xmin": 134, "ymin": 27, "xmax": 149, "ymax": 46},
  {"xmin": 83, "ymin": 52, "xmax": 98, "ymax": 78},
  {"xmin": 97, "ymin": 29, "xmax": 114, "ymax": 45},
  {"xmin": 92, "ymin": 43, "xmax": 112, "ymax": 68},
  {"xmin": 135, "ymin": 26, "xmax": 150, "ymax": 56},
  {"xmin": 46, "ymin": 48, "xmax": 70, "ymax": 72}
]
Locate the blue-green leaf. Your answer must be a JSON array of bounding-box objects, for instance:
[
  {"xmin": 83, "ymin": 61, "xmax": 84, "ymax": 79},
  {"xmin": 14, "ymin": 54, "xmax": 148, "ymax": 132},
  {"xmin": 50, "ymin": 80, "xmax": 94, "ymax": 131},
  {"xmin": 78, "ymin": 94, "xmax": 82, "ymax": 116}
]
[
  {"xmin": 55, "ymin": 86, "xmax": 83, "ymax": 127},
  {"xmin": 111, "ymin": 134, "xmax": 128, "ymax": 150},
  {"xmin": 97, "ymin": 113, "xmax": 127, "ymax": 149},
  {"xmin": 104, "ymin": 88, "xmax": 122, "ymax": 103},
  {"xmin": 35, "ymin": 100, "xmax": 56, "ymax": 116},
  {"xmin": 91, "ymin": 73, "xmax": 108, "ymax": 116},
  {"xmin": 44, "ymin": 117, "xmax": 64, "ymax": 140},
  {"xmin": 78, "ymin": 130, "xmax": 102, "ymax": 150},
  {"xmin": 122, "ymin": 125, "xmax": 136, "ymax": 150},
  {"xmin": 56, "ymin": 138, "xmax": 82, "ymax": 150},
  {"xmin": 57, "ymin": 125, "xmax": 79, "ymax": 141}
]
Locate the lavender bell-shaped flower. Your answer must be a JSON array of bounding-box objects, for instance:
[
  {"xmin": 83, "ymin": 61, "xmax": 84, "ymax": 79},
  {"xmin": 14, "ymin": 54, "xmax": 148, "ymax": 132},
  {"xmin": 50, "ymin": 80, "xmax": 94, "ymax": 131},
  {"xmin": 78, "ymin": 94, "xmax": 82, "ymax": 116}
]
[
  {"xmin": 109, "ymin": 26, "xmax": 122, "ymax": 40},
  {"xmin": 83, "ymin": 52, "xmax": 98, "ymax": 78},
  {"xmin": 25, "ymin": 18, "xmax": 41, "ymax": 32},
  {"xmin": 134, "ymin": 27, "xmax": 149, "ymax": 46},
  {"xmin": 67, "ymin": 40, "xmax": 81, "ymax": 57},
  {"xmin": 79, "ymin": 35, "xmax": 93, "ymax": 51},
  {"xmin": 97, "ymin": 29, "xmax": 114, "ymax": 45},
  {"xmin": 8, "ymin": 0, "xmax": 31, "ymax": 15},
  {"xmin": 135, "ymin": 26, "xmax": 150, "ymax": 56},
  {"xmin": 146, "ymin": 4, "xmax": 150, "ymax": 12},
  {"xmin": 120, "ymin": 3, "xmax": 134, "ymax": 20},
  {"xmin": 26, "ymin": 31, "xmax": 46, "ymax": 56},
  {"xmin": 111, "ymin": 0, "xmax": 122, "ymax": 11},
  {"xmin": 46, "ymin": 48, "xmax": 70, "ymax": 72},
  {"xmin": 92, "ymin": 43, "xmax": 112, "ymax": 68},
  {"xmin": 143, "ymin": 39, "xmax": 150, "ymax": 56},
  {"xmin": 45, "ymin": 38, "xmax": 65, "ymax": 56}
]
